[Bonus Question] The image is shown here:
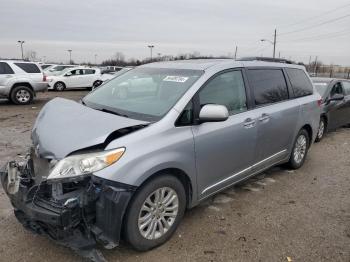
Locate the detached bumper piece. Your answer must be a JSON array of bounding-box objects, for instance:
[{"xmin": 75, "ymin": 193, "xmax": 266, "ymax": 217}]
[{"xmin": 0, "ymin": 159, "xmax": 136, "ymax": 251}]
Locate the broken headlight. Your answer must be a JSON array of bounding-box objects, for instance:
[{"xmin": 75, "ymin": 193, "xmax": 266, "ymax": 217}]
[{"xmin": 47, "ymin": 148, "xmax": 125, "ymax": 181}]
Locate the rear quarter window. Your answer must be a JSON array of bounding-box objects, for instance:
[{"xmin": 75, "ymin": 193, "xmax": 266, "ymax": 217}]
[
  {"xmin": 0, "ymin": 62, "xmax": 14, "ymax": 74},
  {"xmin": 286, "ymin": 68, "xmax": 313, "ymax": 97},
  {"xmin": 14, "ymin": 63, "xmax": 41, "ymax": 73}
]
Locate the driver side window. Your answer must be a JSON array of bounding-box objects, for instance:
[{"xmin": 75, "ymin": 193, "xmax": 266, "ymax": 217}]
[
  {"xmin": 330, "ymin": 82, "xmax": 343, "ymax": 97},
  {"xmin": 199, "ymin": 70, "xmax": 247, "ymax": 115}
]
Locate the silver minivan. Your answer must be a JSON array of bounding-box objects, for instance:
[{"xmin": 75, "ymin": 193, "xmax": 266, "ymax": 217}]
[{"xmin": 1, "ymin": 59, "xmax": 320, "ymax": 252}]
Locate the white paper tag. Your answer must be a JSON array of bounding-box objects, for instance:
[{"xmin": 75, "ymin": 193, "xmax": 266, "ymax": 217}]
[{"xmin": 163, "ymin": 76, "xmax": 189, "ymax": 83}]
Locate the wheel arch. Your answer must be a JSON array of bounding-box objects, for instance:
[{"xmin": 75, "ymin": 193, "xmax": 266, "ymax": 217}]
[
  {"xmin": 300, "ymin": 124, "xmax": 313, "ymax": 145},
  {"xmin": 11, "ymin": 82, "xmax": 34, "ymax": 94},
  {"xmin": 320, "ymin": 114, "xmax": 328, "ymax": 127},
  {"xmin": 134, "ymin": 168, "xmax": 193, "ymax": 209}
]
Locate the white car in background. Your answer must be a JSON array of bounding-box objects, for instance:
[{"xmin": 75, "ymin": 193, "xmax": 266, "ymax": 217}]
[
  {"xmin": 44, "ymin": 64, "xmax": 76, "ymax": 76},
  {"xmin": 47, "ymin": 67, "xmax": 103, "ymax": 91},
  {"xmin": 100, "ymin": 67, "xmax": 134, "ymax": 82}
]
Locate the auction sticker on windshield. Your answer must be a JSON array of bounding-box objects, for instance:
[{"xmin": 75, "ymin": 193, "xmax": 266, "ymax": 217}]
[{"xmin": 163, "ymin": 76, "xmax": 189, "ymax": 83}]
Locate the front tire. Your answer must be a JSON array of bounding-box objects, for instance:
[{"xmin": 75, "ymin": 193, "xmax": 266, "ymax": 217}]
[
  {"xmin": 315, "ymin": 117, "xmax": 326, "ymax": 142},
  {"xmin": 10, "ymin": 86, "xmax": 34, "ymax": 105},
  {"xmin": 124, "ymin": 175, "xmax": 186, "ymax": 251},
  {"xmin": 287, "ymin": 129, "xmax": 310, "ymax": 169}
]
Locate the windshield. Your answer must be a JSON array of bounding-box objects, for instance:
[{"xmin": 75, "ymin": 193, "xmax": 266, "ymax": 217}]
[
  {"xmin": 83, "ymin": 67, "xmax": 203, "ymax": 121},
  {"xmin": 313, "ymin": 81, "xmax": 330, "ymax": 96}
]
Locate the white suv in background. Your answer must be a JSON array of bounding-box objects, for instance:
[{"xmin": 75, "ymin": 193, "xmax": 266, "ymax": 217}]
[
  {"xmin": 47, "ymin": 67, "xmax": 103, "ymax": 91},
  {"xmin": 0, "ymin": 60, "xmax": 48, "ymax": 105}
]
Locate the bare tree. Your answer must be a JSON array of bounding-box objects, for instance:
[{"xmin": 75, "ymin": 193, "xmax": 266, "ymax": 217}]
[
  {"xmin": 114, "ymin": 52, "xmax": 125, "ymax": 62},
  {"xmin": 25, "ymin": 50, "xmax": 38, "ymax": 61}
]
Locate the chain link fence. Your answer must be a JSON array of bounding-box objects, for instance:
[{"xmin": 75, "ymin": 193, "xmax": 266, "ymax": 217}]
[{"xmin": 305, "ymin": 64, "xmax": 350, "ymax": 79}]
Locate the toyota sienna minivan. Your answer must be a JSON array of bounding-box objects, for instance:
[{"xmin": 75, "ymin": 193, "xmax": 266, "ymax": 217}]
[{"xmin": 1, "ymin": 59, "xmax": 320, "ymax": 252}]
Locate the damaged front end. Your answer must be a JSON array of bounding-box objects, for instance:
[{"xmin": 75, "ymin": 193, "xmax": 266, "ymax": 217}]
[{"xmin": 0, "ymin": 148, "xmax": 136, "ymax": 251}]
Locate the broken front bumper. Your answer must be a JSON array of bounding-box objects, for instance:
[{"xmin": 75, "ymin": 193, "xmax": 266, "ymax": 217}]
[{"xmin": 0, "ymin": 156, "xmax": 136, "ymax": 250}]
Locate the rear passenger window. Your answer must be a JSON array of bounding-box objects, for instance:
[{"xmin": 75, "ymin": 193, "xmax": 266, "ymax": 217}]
[
  {"xmin": 0, "ymin": 62, "xmax": 14, "ymax": 74},
  {"xmin": 199, "ymin": 70, "xmax": 247, "ymax": 115},
  {"xmin": 84, "ymin": 69, "xmax": 95, "ymax": 74},
  {"xmin": 247, "ymin": 69, "xmax": 288, "ymax": 106},
  {"xmin": 286, "ymin": 68, "xmax": 313, "ymax": 97},
  {"xmin": 342, "ymin": 82, "xmax": 350, "ymax": 95},
  {"xmin": 14, "ymin": 63, "xmax": 41, "ymax": 73}
]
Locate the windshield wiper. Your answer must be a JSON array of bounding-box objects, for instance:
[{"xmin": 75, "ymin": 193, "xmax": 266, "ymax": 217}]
[{"xmin": 100, "ymin": 108, "xmax": 129, "ymax": 118}]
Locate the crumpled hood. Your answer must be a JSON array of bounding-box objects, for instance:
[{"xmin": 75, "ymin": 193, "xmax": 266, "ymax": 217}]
[{"xmin": 31, "ymin": 98, "xmax": 149, "ymax": 159}]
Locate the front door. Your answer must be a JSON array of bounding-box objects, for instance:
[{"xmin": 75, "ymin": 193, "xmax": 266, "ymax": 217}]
[
  {"xmin": 192, "ymin": 70, "xmax": 258, "ymax": 198},
  {"xmin": 327, "ymin": 82, "xmax": 347, "ymax": 129},
  {"xmin": 339, "ymin": 81, "xmax": 350, "ymax": 126}
]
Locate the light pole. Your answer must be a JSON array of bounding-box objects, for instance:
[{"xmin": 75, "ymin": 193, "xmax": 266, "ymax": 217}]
[
  {"xmin": 94, "ymin": 54, "xmax": 98, "ymax": 65},
  {"xmin": 234, "ymin": 45, "xmax": 238, "ymax": 60},
  {"xmin": 148, "ymin": 45, "xmax": 154, "ymax": 61},
  {"xmin": 260, "ymin": 29, "xmax": 277, "ymax": 58},
  {"xmin": 17, "ymin": 40, "xmax": 25, "ymax": 60},
  {"xmin": 67, "ymin": 49, "xmax": 72, "ymax": 64}
]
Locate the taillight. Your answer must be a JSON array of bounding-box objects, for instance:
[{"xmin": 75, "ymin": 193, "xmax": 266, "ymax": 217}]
[
  {"xmin": 43, "ymin": 74, "xmax": 47, "ymax": 82},
  {"xmin": 317, "ymin": 99, "xmax": 322, "ymax": 107}
]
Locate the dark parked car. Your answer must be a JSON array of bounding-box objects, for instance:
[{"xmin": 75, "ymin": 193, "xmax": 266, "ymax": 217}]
[{"xmin": 312, "ymin": 77, "xmax": 350, "ymax": 141}]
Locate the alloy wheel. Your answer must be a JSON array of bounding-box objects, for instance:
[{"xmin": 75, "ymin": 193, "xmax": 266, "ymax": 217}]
[
  {"xmin": 15, "ymin": 89, "xmax": 30, "ymax": 103},
  {"xmin": 293, "ymin": 134, "xmax": 307, "ymax": 164},
  {"xmin": 317, "ymin": 120, "xmax": 325, "ymax": 140},
  {"xmin": 138, "ymin": 187, "xmax": 179, "ymax": 240}
]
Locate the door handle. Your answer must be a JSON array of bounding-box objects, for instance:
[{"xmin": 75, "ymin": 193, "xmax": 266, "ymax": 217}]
[
  {"xmin": 258, "ymin": 113, "xmax": 270, "ymax": 122},
  {"xmin": 243, "ymin": 118, "xmax": 256, "ymax": 128}
]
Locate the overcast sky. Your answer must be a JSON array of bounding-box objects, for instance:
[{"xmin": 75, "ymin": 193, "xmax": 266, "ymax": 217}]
[{"xmin": 0, "ymin": 0, "xmax": 349, "ymax": 65}]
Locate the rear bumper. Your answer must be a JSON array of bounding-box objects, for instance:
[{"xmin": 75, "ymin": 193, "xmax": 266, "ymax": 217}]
[
  {"xmin": 32, "ymin": 82, "xmax": 48, "ymax": 92},
  {"xmin": 0, "ymin": 160, "xmax": 136, "ymax": 250}
]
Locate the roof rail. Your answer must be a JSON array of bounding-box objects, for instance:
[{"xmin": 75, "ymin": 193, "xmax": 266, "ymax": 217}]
[{"xmin": 237, "ymin": 57, "xmax": 294, "ymax": 64}]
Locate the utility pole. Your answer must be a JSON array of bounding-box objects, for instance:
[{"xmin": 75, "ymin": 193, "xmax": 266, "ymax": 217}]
[
  {"xmin": 234, "ymin": 46, "xmax": 238, "ymax": 60},
  {"xmin": 148, "ymin": 45, "xmax": 154, "ymax": 61},
  {"xmin": 260, "ymin": 29, "xmax": 277, "ymax": 58},
  {"xmin": 314, "ymin": 56, "xmax": 318, "ymax": 76},
  {"xmin": 308, "ymin": 56, "xmax": 312, "ymax": 72},
  {"xmin": 273, "ymin": 29, "xmax": 276, "ymax": 58},
  {"xmin": 67, "ymin": 49, "xmax": 72, "ymax": 64},
  {"xmin": 17, "ymin": 40, "xmax": 25, "ymax": 60}
]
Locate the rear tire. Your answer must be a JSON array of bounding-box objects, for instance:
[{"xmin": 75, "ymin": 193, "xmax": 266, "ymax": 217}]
[
  {"xmin": 124, "ymin": 175, "xmax": 186, "ymax": 251},
  {"xmin": 93, "ymin": 80, "xmax": 102, "ymax": 88},
  {"xmin": 287, "ymin": 129, "xmax": 310, "ymax": 169},
  {"xmin": 10, "ymin": 86, "xmax": 34, "ymax": 105},
  {"xmin": 315, "ymin": 117, "xmax": 326, "ymax": 142},
  {"xmin": 54, "ymin": 82, "xmax": 66, "ymax": 91}
]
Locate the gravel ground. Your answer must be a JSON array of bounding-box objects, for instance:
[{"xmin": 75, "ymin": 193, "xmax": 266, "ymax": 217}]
[{"xmin": 0, "ymin": 91, "xmax": 349, "ymax": 262}]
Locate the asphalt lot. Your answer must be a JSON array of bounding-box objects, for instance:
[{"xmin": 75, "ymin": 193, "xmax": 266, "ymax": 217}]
[{"xmin": 0, "ymin": 91, "xmax": 349, "ymax": 262}]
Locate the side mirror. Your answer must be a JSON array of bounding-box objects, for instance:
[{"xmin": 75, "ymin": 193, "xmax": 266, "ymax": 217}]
[
  {"xmin": 199, "ymin": 104, "xmax": 229, "ymax": 123},
  {"xmin": 329, "ymin": 93, "xmax": 344, "ymax": 102}
]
